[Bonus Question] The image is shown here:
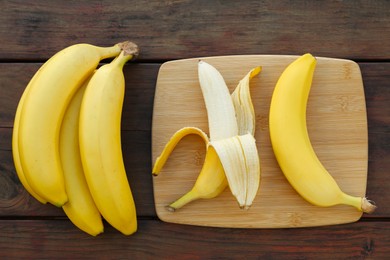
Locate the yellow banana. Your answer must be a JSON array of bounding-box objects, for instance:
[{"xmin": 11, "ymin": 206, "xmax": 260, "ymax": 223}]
[
  {"xmin": 153, "ymin": 127, "xmax": 209, "ymax": 175},
  {"xmin": 79, "ymin": 44, "xmax": 139, "ymax": 235},
  {"xmin": 60, "ymin": 74, "xmax": 103, "ymax": 236},
  {"xmin": 17, "ymin": 42, "xmax": 126, "ymax": 206},
  {"xmin": 12, "ymin": 69, "xmax": 47, "ymax": 204},
  {"xmin": 269, "ymin": 53, "xmax": 376, "ymax": 213},
  {"xmin": 153, "ymin": 61, "xmax": 261, "ymax": 210}
]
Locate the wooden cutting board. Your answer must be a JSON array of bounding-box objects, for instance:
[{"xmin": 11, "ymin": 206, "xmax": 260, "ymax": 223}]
[{"xmin": 151, "ymin": 55, "xmax": 368, "ymax": 228}]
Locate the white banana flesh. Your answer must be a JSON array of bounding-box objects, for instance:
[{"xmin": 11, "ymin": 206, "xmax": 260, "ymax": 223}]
[
  {"xmin": 199, "ymin": 61, "xmax": 261, "ymax": 209},
  {"xmin": 198, "ymin": 61, "xmax": 238, "ymax": 141}
]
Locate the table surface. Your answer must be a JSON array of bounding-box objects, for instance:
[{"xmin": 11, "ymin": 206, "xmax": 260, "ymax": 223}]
[{"xmin": 0, "ymin": 1, "xmax": 389, "ymax": 259}]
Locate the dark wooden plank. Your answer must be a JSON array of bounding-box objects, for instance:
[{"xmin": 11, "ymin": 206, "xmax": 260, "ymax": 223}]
[
  {"xmin": 0, "ymin": 0, "xmax": 389, "ymax": 61},
  {"xmin": 359, "ymin": 62, "xmax": 390, "ymax": 218},
  {"xmin": 0, "ymin": 63, "xmax": 37, "ymax": 128},
  {"xmin": 361, "ymin": 63, "xmax": 390, "ymax": 134},
  {"xmin": 0, "ymin": 220, "xmax": 388, "ymax": 259}
]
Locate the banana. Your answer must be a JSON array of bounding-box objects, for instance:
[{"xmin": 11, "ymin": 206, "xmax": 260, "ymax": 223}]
[
  {"xmin": 269, "ymin": 53, "xmax": 376, "ymax": 213},
  {"xmin": 60, "ymin": 74, "xmax": 103, "ymax": 236},
  {"xmin": 79, "ymin": 44, "xmax": 139, "ymax": 235},
  {"xmin": 153, "ymin": 61, "xmax": 261, "ymax": 210},
  {"xmin": 12, "ymin": 69, "xmax": 47, "ymax": 204},
  {"xmin": 16, "ymin": 42, "xmax": 126, "ymax": 206},
  {"xmin": 202, "ymin": 62, "xmax": 260, "ymax": 208}
]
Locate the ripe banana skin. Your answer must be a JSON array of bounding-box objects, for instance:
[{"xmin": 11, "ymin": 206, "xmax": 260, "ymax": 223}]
[
  {"xmin": 12, "ymin": 70, "xmax": 47, "ymax": 204},
  {"xmin": 79, "ymin": 46, "xmax": 139, "ymax": 235},
  {"xmin": 60, "ymin": 74, "xmax": 103, "ymax": 236},
  {"xmin": 269, "ymin": 53, "xmax": 376, "ymax": 213},
  {"xmin": 152, "ymin": 127, "xmax": 228, "ymax": 211},
  {"xmin": 16, "ymin": 43, "xmax": 123, "ymax": 207}
]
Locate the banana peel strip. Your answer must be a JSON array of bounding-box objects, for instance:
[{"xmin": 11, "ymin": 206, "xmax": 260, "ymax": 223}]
[
  {"xmin": 210, "ymin": 133, "xmax": 260, "ymax": 209},
  {"xmin": 231, "ymin": 67, "xmax": 261, "ymax": 136},
  {"xmin": 152, "ymin": 127, "xmax": 209, "ymax": 175}
]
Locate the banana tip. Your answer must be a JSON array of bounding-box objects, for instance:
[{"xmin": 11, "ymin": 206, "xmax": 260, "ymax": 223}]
[
  {"xmin": 165, "ymin": 205, "xmax": 176, "ymax": 212},
  {"xmin": 239, "ymin": 204, "xmax": 251, "ymax": 210},
  {"xmin": 362, "ymin": 197, "xmax": 376, "ymax": 214}
]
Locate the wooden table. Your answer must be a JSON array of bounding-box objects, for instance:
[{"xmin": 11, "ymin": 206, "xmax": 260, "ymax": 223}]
[{"xmin": 1, "ymin": 1, "xmax": 389, "ymax": 258}]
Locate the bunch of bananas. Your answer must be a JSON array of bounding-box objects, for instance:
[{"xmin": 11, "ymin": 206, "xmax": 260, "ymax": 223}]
[
  {"xmin": 13, "ymin": 41, "xmax": 139, "ymax": 236},
  {"xmin": 153, "ymin": 54, "xmax": 376, "ymax": 214}
]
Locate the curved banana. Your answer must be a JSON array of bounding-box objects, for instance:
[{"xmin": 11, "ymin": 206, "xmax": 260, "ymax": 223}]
[
  {"xmin": 269, "ymin": 53, "xmax": 376, "ymax": 213},
  {"xmin": 79, "ymin": 44, "xmax": 139, "ymax": 235},
  {"xmin": 153, "ymin": 62, "xmax": 261, "ymax": 210},
  {"xmin": 60, "ymin": 74, "xmax": 103, "ymax": 236},
  {"xmin": 17, "ymin": 42, "xmax": 126, "ymax": 206},
  {"xmin": 12, "ymin": 70, "xmax": 47, "ymax": 204}
]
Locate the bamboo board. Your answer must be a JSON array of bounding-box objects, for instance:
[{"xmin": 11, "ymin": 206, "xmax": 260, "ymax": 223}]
[{"xmin": 151, "ymin": 55, "xmax": 368, "ymax": 228}]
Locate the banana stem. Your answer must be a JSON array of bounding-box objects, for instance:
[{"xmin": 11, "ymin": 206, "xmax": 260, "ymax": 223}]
[
  {"xmin": 94, "ymin": 41, "xmax": 138, "ymax": 61},
  {"xmin": 108, "ymin": 48, "xmax": 137, "ymax": 70},
  {"xmin": 341, "ymin": 193, "xmax": 376, "ymax": 213},
  {"xmin": 97, "ymin": 45, "xmax": 122, "ymax": 60},
  {"xmin": 361, "ymin": 197, "xmax": 377, "ymax": 214},
  {"xmin": 118, "ymin": 41, "xmax": 139, "ymax": 59},
  {"xmin": 166, "ymin": 189, "xmax": 199, "ymax": 212}
]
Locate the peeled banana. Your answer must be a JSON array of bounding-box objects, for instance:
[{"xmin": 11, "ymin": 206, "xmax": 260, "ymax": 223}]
[
  {"xmin": 269, "ymin": 53, "xmax": 376, "ymax": 213},
  {"xmin": 15, "ymin": 42, "xmax": 124, "ymax": 206},
  {"xmin": 79, "ymin": 45, "xmax": 139, "ymax": 235},
  {"xmin": 153, "ymin": 61, "xmax": 261, "ymax": 210}
]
